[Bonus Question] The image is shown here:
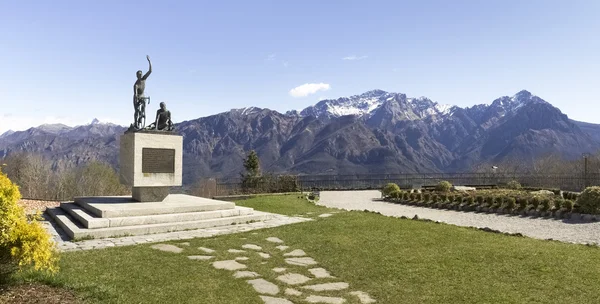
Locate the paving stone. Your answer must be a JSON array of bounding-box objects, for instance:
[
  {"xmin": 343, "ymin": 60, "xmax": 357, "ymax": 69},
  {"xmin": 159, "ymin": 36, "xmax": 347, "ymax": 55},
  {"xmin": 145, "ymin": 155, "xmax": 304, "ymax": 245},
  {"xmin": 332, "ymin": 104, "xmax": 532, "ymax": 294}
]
[
  {"xmin": 272, "ymin": 267, "xmax": 287, "ymax": 273},
  {"xmin": 199, "ymin": 247, "xmax": 215, "ymax": 253},
  {"xmin": 105, "ymin": 243, "xmax": 116, "ymax": 247},
  {"xmin": 233, "ymin": 271, "xmax": 260, "ymax": 279},
  {"xmin": 349, "ymin": 291, "xmax": 376, "ymax": 303},
  {"xmin": 306, "ymin": 295, "xmax": 346, "ymax": 304},
  {"xmin": 302, "ymin": 282, "xmax": 349, "ymax": 291},
  {"xmin": 179, "ymin": 242, "xmax": 191, "ymax": 246},
  {"xmin": 247, "ymin": 279, "xmax": 280, "ymax": 295},
  {"xmin": 228, "ymin": 249, "xmax": 246, "ymax": 253},
  {"xmin": 212, "ymin": 260, "xmax": 247, "ymax": 271},
  {"xmin": 242, "ymin": 244, "xmax": 263, "ymax": 251},
  {"xmin": 266, "ymin": 237, "xmax": 284, "ymax": 243},
  {"xmin": 283, "ymin": 249, "xmax": 306, "ymax": 257},
  {"xmin": 276, "ymin": 273, "xmax": 312, "ymax": 285},
  {"xmin": 285, "ymin": 288, "xmax": 302, "ymax": 296},
  {"xmin": 150, "ymin": 244, "xmax": 183, "ymax": 253},
  {"xmin": 308, "ymin": 268, "xmax": 334, "ymax": 278},
  {"xmin": 276, "ymin": 245, "xmax": 290, "ymax": 251},
  {"xmin": 259, "ymin": 296, "xmax": 294, "ymax": 304},
  {"xmin": 235, "ymin": 257, "xmax": 249, "ymax": 261},
  {"xmin": 318, "ymin": 213, "xmax": 333, "ymax": 218},
  {"xmin": 285, "ymin": 257, "xmax": 318, "ymax": 266},
  {"xmin": 258, "ymin": 252, "xmax": 271, "ymax": 259},
  {"xmin": 187, "ymin": 255, "xmax": 214, "ymax": 261}
]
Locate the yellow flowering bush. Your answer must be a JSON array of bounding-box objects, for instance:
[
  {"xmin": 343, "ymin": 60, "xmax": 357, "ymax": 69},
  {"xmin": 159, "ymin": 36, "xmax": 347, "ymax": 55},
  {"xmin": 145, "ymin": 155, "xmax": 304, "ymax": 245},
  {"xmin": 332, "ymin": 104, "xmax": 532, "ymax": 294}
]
[{"xmin": 0, "ymin": 168, "xmax": 59, "ymax": 278}]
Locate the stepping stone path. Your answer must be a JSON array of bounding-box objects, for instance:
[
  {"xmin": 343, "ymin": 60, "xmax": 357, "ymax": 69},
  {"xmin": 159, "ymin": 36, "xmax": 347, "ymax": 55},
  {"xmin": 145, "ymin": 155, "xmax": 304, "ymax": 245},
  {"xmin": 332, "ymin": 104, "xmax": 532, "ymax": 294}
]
[
  {"xmin": 283, "ymin": 249, "xmax": 306, "ymax": 257},
  {"xmin": 247, "ymin": 278, "xmax": 280, "ymax": 295},
  {"xmin": 309, "ymin": 268, "xmax": 334, "ymax": 278},
  {"xmin": 150, "ymin": 244, "xmax": 183, "ymax": 253},
  {"xmin": 234, "ymin": 271, "xmax": 260, "ymax": 279},
  {"xmin": 302, "ymin": 282, "xmax": 349, "ymax": 291},
  {"xmin": 285, "ymin": 288, "xmax": 302, "ymax": 296},
  {"xmin": 285, "ymin": 257, "xmax": 318, "ymax": 266},
  {"xmin": 228, "ymin": 249, "xmax": 246, "ymax": 253},
  {"xmin": 187, "ymin": 255, "xmax": 214, "ymax": 260},
  {"xmin": 318, "ymin": 213, "xmax": 334, "ymax": 218},
  {"xmin": 260, "ymin": 296, "xmax": 294, "ymax": 304},
  {"xmin": 198, "ymin": 247, "xmax": 215, "ymax": 253},
  {"xmin": 277, "ymin": 273, "xmax": 312, "ymax": 285},
  {"xmin": 266, "ymin": 237, "xmax": 284, "ymax": 243},
  {"xmin": 191, "ymin": 236, "xmax": 375, "ymax": 303},
  {"xmin": 349, "ymin": 291, "xmax": 376, "ymax": 304},
  {"xmin": 242, "ymin": 244, "xmax": 263, "ymax": 251},
  {"xmin": 179, "ymin": 242, "xmax": 191, "ymax": 246},
  {"xmin": 306, "ymin": 295, "xmax": 346, "ymax": 304},
  {"xmin": 212, "ymin": 260, "xmax": 247, "ymax": 271}
]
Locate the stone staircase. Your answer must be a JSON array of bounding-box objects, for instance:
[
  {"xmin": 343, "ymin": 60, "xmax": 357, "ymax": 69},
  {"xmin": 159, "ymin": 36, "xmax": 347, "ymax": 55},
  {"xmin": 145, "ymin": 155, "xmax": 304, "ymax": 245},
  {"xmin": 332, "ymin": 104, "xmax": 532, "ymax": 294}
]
[{"xmin": 46, "ymin": 194, "xmax": 274, "ymax": 240}]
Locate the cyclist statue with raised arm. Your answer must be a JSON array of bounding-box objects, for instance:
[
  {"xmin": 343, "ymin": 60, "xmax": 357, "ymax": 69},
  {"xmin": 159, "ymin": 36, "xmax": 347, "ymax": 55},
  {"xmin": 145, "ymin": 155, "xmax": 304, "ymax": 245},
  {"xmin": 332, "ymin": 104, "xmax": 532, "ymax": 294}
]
[{"xmin": 132, "ymin": 55, "xmax": 152, "ymax": 129}]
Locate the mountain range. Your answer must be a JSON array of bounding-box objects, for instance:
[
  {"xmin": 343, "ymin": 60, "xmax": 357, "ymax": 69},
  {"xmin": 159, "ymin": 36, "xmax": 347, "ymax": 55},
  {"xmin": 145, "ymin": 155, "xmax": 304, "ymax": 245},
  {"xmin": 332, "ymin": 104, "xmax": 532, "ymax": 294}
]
[{"xmin": 1, "ymin": 89, "xmax": 599, "ymax": 185}]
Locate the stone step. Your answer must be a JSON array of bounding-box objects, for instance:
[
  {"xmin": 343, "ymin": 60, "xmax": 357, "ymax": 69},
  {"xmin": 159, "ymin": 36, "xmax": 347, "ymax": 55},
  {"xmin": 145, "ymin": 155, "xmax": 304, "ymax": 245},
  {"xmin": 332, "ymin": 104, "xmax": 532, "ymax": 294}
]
[
  {"xmin": 61, "ymin": 203, "xmax": 256, "ymax": 229},
  {"xmin": 73, "ymin": 194, "xmax": 235, "ymax": 218},
  {"xmin": 47, "ymin": 207, "xmax": 274, "ymax": 240}
]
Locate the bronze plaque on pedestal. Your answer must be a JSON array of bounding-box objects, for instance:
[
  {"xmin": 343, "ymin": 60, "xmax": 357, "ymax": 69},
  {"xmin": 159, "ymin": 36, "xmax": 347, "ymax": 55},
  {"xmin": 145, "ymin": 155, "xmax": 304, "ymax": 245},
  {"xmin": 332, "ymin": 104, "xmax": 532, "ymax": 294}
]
[{"xmin": 142, "ymin": 148, "xmax": 175, "ymax": 173}]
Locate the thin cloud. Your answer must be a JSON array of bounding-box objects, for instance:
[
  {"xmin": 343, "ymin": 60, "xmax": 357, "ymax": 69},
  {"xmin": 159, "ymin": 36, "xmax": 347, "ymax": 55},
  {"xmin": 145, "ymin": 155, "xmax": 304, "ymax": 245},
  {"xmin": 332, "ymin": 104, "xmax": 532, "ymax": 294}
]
[
  {"xmin": 289, "ymin": 83, "xmax": 331, "ymax": 98},
  {"xmin": 342, "ymin": 55, "xmax": 368, "ymax": 61},
  {"xmin": 267, "ymin": 53, "xmax": 276, "ymax": 61},
  {"xmin": 282, "ymin": 61, "xmax": 289, "ymax": 68}
]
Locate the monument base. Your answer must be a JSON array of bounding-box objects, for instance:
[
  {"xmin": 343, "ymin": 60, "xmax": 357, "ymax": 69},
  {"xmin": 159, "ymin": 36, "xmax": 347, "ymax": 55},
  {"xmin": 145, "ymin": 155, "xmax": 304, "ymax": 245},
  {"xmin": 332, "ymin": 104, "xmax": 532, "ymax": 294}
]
[{"xmin": 132, "ymin": 186, "xmax": 170, "ymax": 202}]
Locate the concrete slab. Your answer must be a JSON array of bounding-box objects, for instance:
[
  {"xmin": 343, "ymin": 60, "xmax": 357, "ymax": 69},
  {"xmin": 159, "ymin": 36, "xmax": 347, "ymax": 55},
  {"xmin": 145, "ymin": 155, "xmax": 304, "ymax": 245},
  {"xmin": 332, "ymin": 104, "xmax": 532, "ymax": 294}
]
[{"xmin": 74, "ymin": 194, "xmax": 235, "ymax": 218}]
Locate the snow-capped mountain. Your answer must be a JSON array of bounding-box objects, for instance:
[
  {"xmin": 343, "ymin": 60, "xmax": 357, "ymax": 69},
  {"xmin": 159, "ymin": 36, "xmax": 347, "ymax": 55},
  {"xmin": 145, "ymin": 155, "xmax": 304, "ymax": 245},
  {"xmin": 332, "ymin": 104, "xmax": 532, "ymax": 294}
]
[{"xmin": 297, "ymin": 89, "xmax": 453, "ymax": 120}]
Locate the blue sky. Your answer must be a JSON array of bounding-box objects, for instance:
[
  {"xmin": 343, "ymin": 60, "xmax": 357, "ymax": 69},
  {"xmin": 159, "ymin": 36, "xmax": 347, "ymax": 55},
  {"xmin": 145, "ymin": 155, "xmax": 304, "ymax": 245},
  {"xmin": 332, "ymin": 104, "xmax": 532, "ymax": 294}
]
[{"xmin": 1, "ymin": 0, "xmax": 599, "ymax": 133}]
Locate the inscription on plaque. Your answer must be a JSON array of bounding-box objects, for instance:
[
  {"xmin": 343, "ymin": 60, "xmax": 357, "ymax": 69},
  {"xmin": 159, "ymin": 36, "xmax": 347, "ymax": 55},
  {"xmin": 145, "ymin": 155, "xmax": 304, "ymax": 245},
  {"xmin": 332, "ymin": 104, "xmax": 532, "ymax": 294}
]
[{"xmin": 142, "ymin": 148, "xmax": 175, "ymax": 173}]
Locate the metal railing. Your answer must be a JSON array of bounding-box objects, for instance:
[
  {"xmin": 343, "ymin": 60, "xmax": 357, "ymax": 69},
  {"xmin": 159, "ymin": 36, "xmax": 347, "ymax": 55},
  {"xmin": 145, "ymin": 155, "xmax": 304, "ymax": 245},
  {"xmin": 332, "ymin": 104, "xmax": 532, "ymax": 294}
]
[{"xmin": 214, "ymin": 173, "xmax": 600, "ymax": 196}]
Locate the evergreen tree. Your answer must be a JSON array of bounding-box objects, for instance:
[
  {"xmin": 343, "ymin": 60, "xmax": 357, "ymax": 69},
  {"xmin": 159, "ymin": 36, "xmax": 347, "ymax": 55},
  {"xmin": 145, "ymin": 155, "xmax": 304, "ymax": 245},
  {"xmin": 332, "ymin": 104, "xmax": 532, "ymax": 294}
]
[{"xmin": 243, "ymin": 150, "xmax": 260, "ymax": 178}]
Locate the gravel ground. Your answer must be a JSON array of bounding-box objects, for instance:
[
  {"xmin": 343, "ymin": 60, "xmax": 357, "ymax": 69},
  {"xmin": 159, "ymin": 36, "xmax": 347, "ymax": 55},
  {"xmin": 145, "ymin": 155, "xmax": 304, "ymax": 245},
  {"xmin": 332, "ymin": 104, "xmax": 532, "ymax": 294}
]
[
  {"xmin": 317, "ymin": 190, "xmax": 600, "ymax": 246},
  {"xmin": 18, "ymin": 199, "xmax": 61, "ymax": 214}
]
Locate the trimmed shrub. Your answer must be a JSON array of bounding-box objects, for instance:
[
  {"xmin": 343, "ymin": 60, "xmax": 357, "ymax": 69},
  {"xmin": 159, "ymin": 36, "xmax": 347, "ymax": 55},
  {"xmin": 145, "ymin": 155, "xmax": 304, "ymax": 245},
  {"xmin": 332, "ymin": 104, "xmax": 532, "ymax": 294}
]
[
  {"xmin": 436, "ymin": 181, "xmax": 452, "ymax": 192},
  {"xmin": 415, "ymin": 193, "xmax": 423, "ymax": 201},
  {"xmin": 0, "ymin": 169, "xmax": 59, "ymax": 280},
  {"xmin": 430, "ymin": 194, "xmax": 439, "ymax": 203},
  {"xmin": 439, "ymin": 194, "xmax": 448, "ymax": 202},
  {"xmin": 576, "ymin": 186, "xmax": 600, "ymax": 214},
  {"xmin": 540, "ymin": 198, "xmax": 551, "ymax": 212},
  {"xmin": 506, "ymin": 197, "xmax": 516, "ymax": 210},
  {"xmin": 382, "ymin": 183, "xmax": 401, "ymax": 198},
  {"xmin": 389, "ymin": 190, "xmax": 402, "ymax": 200},
  {"xmin": 518, "ymin": 198, "xmax": 528, "ymax": 210},
  {"xmin": 563, "ymin": 200, "xmax": 574, "ymax": 212},
  {"xmin": 402, "ymin": 192, "xmax": 410, "ymax": 201},
  {"xmin": 466, "ymin": 196, "xmax": 475, "ymax": 205},
  {"xmin": 447, "ymin": 194, "xmax": 455, "ymax": 203},
  {"xmin": 531, "ymin": 197, "xmax": 541, "ymax": 209},
  {"xmin": 423, "ymin": 193, "xmax": 431, "ymax": 202},
  {"xmin": 507, "ymin": 180, "xmax": 522, "ymax": 190},
  {"xmin": 409, "ymin": 193, "xmax": 416, "ymax": 201},
  {"xmin": 554, "ymin": 199, "xmax": 563, "ymax": 210},
  {"xmin": 476, "ymin": 196, "xmax": 484, "ymax": 204}
]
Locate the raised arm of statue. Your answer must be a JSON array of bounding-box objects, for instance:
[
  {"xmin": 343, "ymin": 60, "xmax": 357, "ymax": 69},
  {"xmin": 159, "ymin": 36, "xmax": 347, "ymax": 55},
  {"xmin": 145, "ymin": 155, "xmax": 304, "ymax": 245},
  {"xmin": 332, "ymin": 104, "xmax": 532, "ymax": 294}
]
[{"xmin": 142, "ymin": 55, "xmax": 152, "ymax": 80}]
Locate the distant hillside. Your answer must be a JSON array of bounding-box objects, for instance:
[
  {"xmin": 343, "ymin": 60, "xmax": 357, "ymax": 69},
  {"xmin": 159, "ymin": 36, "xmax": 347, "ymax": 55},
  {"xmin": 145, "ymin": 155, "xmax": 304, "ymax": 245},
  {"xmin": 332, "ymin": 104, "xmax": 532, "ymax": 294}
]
[{"xmin": 1, "ymin": 90, "xmax": 599, "ymax": 186}]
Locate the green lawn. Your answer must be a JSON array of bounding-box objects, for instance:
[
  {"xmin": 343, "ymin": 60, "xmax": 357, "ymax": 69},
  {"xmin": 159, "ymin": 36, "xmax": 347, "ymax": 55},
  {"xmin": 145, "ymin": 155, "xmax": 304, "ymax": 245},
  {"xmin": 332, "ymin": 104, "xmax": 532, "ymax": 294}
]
[{"xmin": 14, "ymin": 194, "xmax": 600, "ymax": 304}]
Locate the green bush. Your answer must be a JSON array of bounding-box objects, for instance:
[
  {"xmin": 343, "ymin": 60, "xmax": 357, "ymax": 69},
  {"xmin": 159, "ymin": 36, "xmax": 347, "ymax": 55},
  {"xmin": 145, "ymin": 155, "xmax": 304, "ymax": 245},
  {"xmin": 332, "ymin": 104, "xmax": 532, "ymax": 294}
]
[
  {"xmin": 476, "ymin": 196, "xmax": 484, "ymax": 204},
  {"xmin": 423, "ymin": 193, "xmax": 431, "ymax": 202},
  {"xmin": 466, "ymin": 196, "xmax": 475, "ymax": 205},
  {"xmin": 415, "ymin": 193, "xmax": 423, "ymax": 201},
  {"xmin": 531, "ymin": 197, "xmax": 541, "ymax": 209},
  {"xmin": 436, "ymin": 181, "xmax": 452, "ymax": 192},
  {"xmin": 554, "ymin": 199, "xmax": 563, "ymax": 210},
  {"xmin": 447, "ymin": 194, "xmax": 455, "ymax": 203},
  {"xmin": 576, "ymin": 186, "xmax": 600, "ymax": 214},
  {"xmin": 382, "ymin": 183, "xmax": 401, "ymax": 198},
  {"xmin": 507, "ymin": 180, "xmax": 522, "ymax": 190},
  {"xmin": 506, "ymin": 197, "xmax": 516, "ymax": 210},
  {"xmin": 402, "ymin": 192, "xmax": 410, "ymax": 201},
  {"xmin": 563, "ymin": 200, "xmax": 574, "ymax": 212},
  {"xmin": 388, "ymin": 190, "xmax": 402, "ymax": 200},
  {"xmin": 0, "ymin": 169, "xmax": 59, "ymax": 280},
  {"xmin": 430, "ymin": 194, "xmax": 438, "ymax": 203},
  {"xmin": 540, "ymin": 199, "xmax": 551, "ymax": 212},
  {"xmin": 409, "ymin": 193, "xmax": 416, "ymax": 201},
  {"xmin": 518, "ymin": 198, "xmax": 528, "ymax": 210},
  {"xmin": 439, "ymin": 194, "xmax": 448, "ymax": 202}
]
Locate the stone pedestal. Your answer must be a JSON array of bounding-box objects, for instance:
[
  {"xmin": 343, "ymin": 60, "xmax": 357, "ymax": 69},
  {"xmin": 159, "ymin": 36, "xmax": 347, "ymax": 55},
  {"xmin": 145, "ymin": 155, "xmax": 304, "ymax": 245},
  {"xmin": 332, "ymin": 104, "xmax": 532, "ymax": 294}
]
[{"xmin": 120, "ymin": 131, "xmax": 183, "ymax": 202}]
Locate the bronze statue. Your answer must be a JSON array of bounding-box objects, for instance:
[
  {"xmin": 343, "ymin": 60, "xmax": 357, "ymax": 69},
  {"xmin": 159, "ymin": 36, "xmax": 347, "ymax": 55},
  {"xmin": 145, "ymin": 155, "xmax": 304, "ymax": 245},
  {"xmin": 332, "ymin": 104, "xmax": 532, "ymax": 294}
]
[
  {"xmin": 132, "ymin": 55, "xmax": 152, "ymax": 129},
  {"xmin": 146, "ymin": 102, "xmax": 174, "ymax": 131}
]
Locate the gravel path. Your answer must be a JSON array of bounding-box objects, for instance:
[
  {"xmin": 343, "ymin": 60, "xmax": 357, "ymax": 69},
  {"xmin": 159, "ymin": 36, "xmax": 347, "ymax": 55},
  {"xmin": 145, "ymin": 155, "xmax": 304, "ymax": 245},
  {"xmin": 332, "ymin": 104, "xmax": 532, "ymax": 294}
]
[{"xmin": 317, "ymin": 190, "xmax": 600, "ymax": 245}]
